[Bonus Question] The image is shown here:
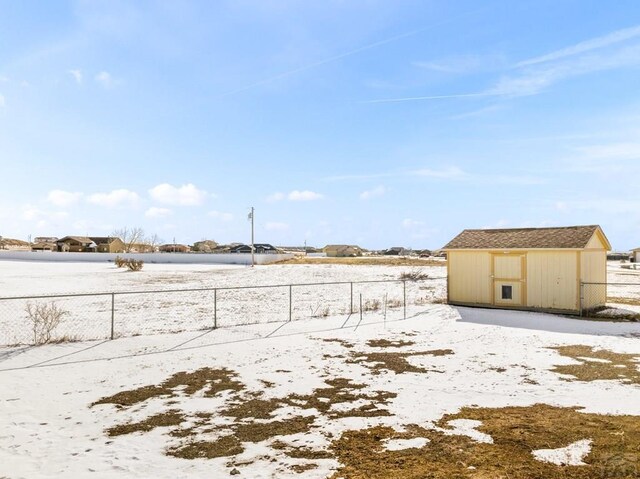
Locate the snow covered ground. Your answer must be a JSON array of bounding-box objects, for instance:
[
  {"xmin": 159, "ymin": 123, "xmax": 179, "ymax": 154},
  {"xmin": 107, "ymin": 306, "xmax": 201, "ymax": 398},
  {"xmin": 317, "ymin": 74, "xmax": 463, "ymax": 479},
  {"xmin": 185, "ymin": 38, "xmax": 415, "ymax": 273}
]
[
  {"xmin": 1, "ymin": 305, "xmax": 639, "ymax": 478},
  {"xmin": 0, "ymin": 261, "xmax": 639, "ymax": 478}
]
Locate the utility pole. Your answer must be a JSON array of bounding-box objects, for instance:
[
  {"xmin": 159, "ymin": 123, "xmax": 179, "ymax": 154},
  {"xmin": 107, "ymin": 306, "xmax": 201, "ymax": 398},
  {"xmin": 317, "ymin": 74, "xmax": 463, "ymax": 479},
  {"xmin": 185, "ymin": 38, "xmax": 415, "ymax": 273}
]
[{"xmin": 248, "ymin": 206, "xmax": 255, "ymax": 267}]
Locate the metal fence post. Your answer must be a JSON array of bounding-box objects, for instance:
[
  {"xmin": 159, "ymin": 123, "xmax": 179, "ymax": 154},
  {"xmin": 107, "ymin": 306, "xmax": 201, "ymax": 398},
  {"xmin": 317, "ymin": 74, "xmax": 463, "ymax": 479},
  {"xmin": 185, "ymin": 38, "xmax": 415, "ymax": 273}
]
[
  {"xmin": 403, "ymin": 280, "xmax": 407, "ymax": 319},
  {"xmin": 110, "ymin": 293, "xmax": 115, "ymax": 340},
  {"xmin": 214, "ymin": 288, "xmax": 217, "ymax": 329},
  {"xmin": 359, "ymin": 294, "xmax": 362, "ymax": 324},
  {"xmin": 579, "ymin": 282, "xmax": 584, "ymax": 317},
  {"xmin": 350, "ymin": 282, "xmax": 353, "ymax": 314},
  {"xmin": 289, "ymin": 284, "xmax": 292, "ymax": 322}
]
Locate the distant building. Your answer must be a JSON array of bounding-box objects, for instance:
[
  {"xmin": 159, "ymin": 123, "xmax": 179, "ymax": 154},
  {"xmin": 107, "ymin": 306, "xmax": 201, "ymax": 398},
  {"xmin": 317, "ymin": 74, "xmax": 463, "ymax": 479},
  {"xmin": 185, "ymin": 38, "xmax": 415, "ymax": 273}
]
[
  {"xmin": 383, "ymin": 247, "xmax": 407, "ymax": 256},
  {"xmin": 159, "ymin": 244, "xmax": 190, "ymax": 253},
  {"xmin": 632, "ymin": 248, "xmax": 640, "ymax": 263},
  {"xmin": 31, "ymin": 242, "xmax": 57, "ymax": 252},
  {"xmin": 229, "ymin": 243, "xmax": 279, "ymax": 254},
  {"xmin": 56, "ymin": 236, "xmax": 125, "ymax": 253},
  {"xmin": 34, "ymin": 236, "xmax": 58, "ymax": 244},
  {"xmin": 323, "ymin": 245, "xmax": 363, "ymax": 257}
]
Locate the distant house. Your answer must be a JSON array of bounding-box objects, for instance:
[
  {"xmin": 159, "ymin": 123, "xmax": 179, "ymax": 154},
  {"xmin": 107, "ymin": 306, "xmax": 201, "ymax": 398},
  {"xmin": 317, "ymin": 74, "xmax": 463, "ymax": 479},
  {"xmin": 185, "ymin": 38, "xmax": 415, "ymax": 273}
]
[
  {"xmin": 443, "ymin": 225, "xmax": 610, "ymax": 314},
  {"xmin": 323, "ymin": 245, "xmax": 363, "ymax": 257},
  {"xmin": 607, "ymin": 251, "xmax": 630, "ymax": 261},
  {"xmin": 632, "ymin": 248, "xmax": 640, "ymax": 263},
  {"xmin": 56, "ymin": 236, "xmax": 124, "ymax": 253},
  {"xmin": 57, "ymin": 236, "xmax": 97, "ymax": 252},
  {"xmin": 229, "ymin": 243, "xmax": 279, "ymax": 254},
  {"xmin": 31, "ymin": 242, "xmax": 56, "ymax": 252},
  {"xmin": 34, "ymin": 236, "xmax": 58, "ymax": 244},
  {"xmin": 90, "ymin": 237, "xmax": 125, "ymax": 253},
  {"xmin": 159, "ymin": 244, "xmax": 190, "ymax": 253},
  {"xmin": 384, "ymin": 247, "xmax": 407, "ymax": 256}
]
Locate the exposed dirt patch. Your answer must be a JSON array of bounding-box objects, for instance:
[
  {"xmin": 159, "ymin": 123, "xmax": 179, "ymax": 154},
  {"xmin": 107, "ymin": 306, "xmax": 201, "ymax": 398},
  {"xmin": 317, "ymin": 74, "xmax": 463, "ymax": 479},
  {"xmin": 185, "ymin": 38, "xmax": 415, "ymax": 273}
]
[
  {"xmin": 283, "ymin": 377, "xmax": 396, "ymax": 419},
  {"xmin": 92, "ymin": 367, "xmax": 244, "ymax": 407},
  {"xmin": 290, "ymin": 463, "xmax": 318, "ymax": 473},
  {"xmin": 168, "ymin": 435, "xmax": 244, "ymax": 459},
  {"xmin": 274, "ymin": 257, "xmax": 445, "ymax": 267},
  {"xmin": 107, "ymin": 410, "xmax": 185, "ymax": 436},
  {"xmin": 271, "ymin": 440, "xmax": 334, "ymax": 459},
  {"xmin": 321, "ymin": 338, "xmax": 355, "ymax": 348},
  {"xmin": 329, "ymin": 404, "xmax": 640, "ymax": 479},
  {"xmin": 550, "ymin": 345, "xmax": 640, "ymax": 384},
  {"xmin": 348, "ymin": 349, "xmax": 454, "ymax": 375},
  {"xmin": 366, "ymin": 339, "xmax": 415, "ymax": 348}
]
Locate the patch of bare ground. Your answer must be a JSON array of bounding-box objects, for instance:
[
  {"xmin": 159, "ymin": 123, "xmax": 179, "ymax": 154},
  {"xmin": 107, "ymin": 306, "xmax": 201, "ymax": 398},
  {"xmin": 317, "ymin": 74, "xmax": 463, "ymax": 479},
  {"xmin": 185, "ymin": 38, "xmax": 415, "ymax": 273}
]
[
  {"xmin": 321, "ymin": 338, "xmax": 354, "ymax": 348},
  {"xmin": 550, "ymin": 345, "xmax": 640, "ymax": 384},
  {"xmin": 329, "ymin": 404, "xmax": 640, "ymax": 479},
  {"xmin": 95, "ymin": 368, "xmax": 395, "ymax": 470},
  {"xmin": 107, "ymin": 410, "xmax": 185, "ymax": 436},
  {"xmin": 348, "ymin": 349, "xmax": 454, "ymax": 375},
  {"xmin": 290, "ymin": 463, "xmax": 318, "ymax": 473},
  {"xmin": 273, "ymin": 256, "xmax": 445, "ymax": 267},
  {"xmin": 366, "ymin": 339, "xmax": 415, "ymax": 348},
  {"xmin": 92, "ymin": 367, "xmax": 244, "ymax": 407}
]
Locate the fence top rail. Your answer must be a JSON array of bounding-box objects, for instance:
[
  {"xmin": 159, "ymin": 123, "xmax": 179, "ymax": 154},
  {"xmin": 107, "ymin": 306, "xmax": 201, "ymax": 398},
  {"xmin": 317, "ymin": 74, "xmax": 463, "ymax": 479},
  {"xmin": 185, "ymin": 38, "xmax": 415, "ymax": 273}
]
[
  {"xmin": 582, "ymin": 282, "xmax": 640, "ymax": 286},
  {"xmin": 0, "ymin": 277, "xmax": 435, "ymax": 301}
]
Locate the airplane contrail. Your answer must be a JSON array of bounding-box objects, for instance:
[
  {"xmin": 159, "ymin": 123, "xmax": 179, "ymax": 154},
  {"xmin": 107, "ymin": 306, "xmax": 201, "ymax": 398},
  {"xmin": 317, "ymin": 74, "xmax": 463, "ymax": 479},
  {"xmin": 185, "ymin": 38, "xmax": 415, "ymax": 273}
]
[
  {"xmin": 217, "ymin": 4, "xmax": 496, "ymax": 99},
  {"xmin": 361, "ymin": 92, "xmax": 491, "ymax": 104}
]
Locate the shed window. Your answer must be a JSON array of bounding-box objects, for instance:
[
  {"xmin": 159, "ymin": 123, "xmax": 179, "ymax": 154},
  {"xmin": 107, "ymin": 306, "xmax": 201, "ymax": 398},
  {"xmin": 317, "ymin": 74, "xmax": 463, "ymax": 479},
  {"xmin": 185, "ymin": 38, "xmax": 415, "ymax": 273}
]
[{"xmin": 501, "ymin": 285, "xmax": 513, "ymax": 300}]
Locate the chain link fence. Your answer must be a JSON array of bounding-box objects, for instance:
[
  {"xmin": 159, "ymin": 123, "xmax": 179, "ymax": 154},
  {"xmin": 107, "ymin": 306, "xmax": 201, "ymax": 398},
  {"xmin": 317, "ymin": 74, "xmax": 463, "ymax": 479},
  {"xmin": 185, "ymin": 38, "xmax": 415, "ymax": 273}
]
[
  {"xmin": 0, "ymin": 278, "xmax": 444, "ymax": 346},
  {"xmin": 581, "ymin": 282, "xmax": 640, "ymax": 319}
]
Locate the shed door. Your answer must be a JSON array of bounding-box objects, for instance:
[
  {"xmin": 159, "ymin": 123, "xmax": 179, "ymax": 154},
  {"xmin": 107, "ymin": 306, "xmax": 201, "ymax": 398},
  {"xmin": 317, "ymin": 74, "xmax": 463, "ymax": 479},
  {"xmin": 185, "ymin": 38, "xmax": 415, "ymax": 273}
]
[{"xmin": 492, "ymin": 254, "xmax": 525, "ymax": 307}]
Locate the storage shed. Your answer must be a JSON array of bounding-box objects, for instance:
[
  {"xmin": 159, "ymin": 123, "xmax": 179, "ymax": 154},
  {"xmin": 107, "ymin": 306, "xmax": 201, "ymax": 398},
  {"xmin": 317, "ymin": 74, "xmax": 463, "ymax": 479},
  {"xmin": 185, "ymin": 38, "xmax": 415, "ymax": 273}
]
[{"xmin": 443, "ymin": 225, "xmax": 611, "ymax": 314}]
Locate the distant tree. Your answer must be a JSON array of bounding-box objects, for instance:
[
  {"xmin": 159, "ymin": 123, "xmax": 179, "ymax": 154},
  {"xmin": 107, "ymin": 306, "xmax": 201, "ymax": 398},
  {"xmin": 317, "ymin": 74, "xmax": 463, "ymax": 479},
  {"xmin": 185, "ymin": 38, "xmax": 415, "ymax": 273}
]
[
  {"xmin": 192, "ymin": 239, "xmax": 218, "ymax": 253},
  {"xmin": 143, "ymin": 234, "xmax": 163, "ymax": 252},
  {"xmin": 112, "ymin": 227, "xmax": 145, "ymax": 253}
]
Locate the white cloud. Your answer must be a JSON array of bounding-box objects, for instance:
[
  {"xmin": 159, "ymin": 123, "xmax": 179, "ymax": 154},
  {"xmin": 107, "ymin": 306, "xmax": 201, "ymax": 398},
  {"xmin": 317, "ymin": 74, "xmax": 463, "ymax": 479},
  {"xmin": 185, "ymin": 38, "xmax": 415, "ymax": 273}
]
[
  {"xmin": 288, "ymin": 190, "xmax": 324, "ymax": 201},
  {"xmin": 95, "ymin": 71, "xmax": 115, "ymax": 88},
  {"xmin": 148, "ymin": 183, "xmax": 208, "ymax": 206},
  {"xmin": 22, "ymin": 205, "xmax": 69, "ymax": 222},
  {"xmin": 359, "ymin": 185, "xmax": 386, "ymax": 200},
  {"xmin": 516, "ymin": 24, "xmax": 640, "ymax": 68},
  {"xmin": 47, "ymin": 190, "xmax": 82, "ymax": 207},
  {"xmin": 208, "ymin": 210, "xmax": 233, "ymax": 221},
  {"xmin": 88, "ymin": 189, "xmax": 140, "ymax": 208},
  {"xmin": 145, "ymin": 207, "xmax": 172, "ymax": 218},
  {"xmin": 266, "ymin": 192, "xmax": 285, "ymax": 203},
  {"xmin": 265, "ymin": 221, "xmax": 289, "ymax": 231},
  {"xmin": 69, "ymin": 69, "xmax": 83, "ymax": 84},
  {"xmin": 413, "ymin": 53, "xmax": 505, "ymax": 74}
]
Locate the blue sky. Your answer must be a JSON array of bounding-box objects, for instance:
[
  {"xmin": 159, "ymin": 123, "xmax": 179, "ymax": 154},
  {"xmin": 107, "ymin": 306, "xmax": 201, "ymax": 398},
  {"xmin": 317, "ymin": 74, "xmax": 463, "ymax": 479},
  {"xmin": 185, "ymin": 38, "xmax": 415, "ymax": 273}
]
[{"xmin": 1, "ymin": 0, "xmax": 640, "ymax": 250}]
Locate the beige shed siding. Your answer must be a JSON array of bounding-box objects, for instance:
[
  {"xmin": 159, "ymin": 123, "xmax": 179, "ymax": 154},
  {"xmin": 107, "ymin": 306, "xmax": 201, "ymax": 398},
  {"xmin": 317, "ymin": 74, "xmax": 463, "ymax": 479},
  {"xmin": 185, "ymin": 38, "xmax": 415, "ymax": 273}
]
[
  {"xmin": 581, "ymin": 250, "xmax": 607, "ymax": 309},
  {"xmin": 493, "ymin": 254, "xmax": 522, "ymax": 279},
  {"xmin": 585, "ymin": 233, "xmax": 606, "ymax": 249},
  {"xmin": 526, "ymin": 251, "xmax": 578, "ymax": 311},
  {"xmin": 448, "ymin": 251, "xmax": 491, "ymax": 304}
]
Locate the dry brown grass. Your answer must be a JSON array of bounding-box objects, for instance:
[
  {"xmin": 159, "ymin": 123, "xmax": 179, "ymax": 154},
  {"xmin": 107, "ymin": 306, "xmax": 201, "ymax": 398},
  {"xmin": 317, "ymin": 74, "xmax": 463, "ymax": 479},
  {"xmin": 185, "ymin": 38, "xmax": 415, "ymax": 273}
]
[
  {"xmin": 92, "ymin": 367, "xmax": 244, "ymax": 407},
  {"xmin": 274, "ymin": 256, "xmax": 446, "ymax": 267},
  {"xmin": 366, "ymin": 339, "xmax": 415, "ymax": 348},
  {"xmin": 348, "ymin": 349, "xmax": 454, "ymax": 375},
  {"xmin": 550, "ymin": 345, "xmax": 640, "ymax": 384},
  {"xmin": 107, "ymin": 410, "xmax": 185, "ymax": 436},
  {"xmin": 329, "ymin": 404, "xmax": 640, "ymax": 479}
]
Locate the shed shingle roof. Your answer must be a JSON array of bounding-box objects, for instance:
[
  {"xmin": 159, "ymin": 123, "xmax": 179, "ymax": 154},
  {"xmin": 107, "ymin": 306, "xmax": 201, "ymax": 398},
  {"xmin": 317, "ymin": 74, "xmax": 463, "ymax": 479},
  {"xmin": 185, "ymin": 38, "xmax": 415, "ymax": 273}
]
[{"xmin": 443, "ymin": 225, "xmax": 605, "ymax": 250}]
